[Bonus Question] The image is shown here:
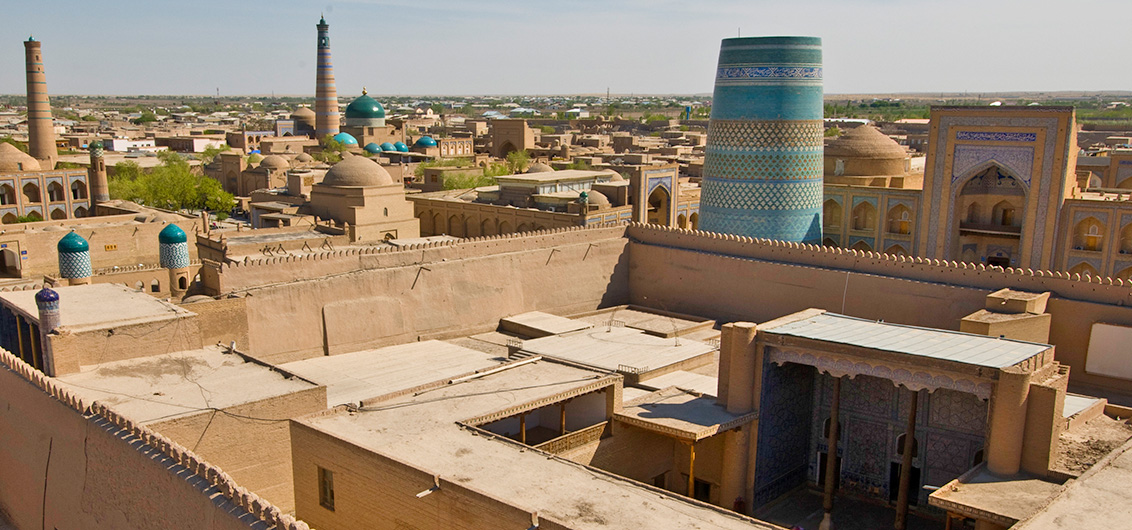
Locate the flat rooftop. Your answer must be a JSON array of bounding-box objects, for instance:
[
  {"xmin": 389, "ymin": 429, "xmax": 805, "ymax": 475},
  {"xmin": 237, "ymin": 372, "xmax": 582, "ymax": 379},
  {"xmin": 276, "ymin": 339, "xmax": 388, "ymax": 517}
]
[
  {"xmin": 301, "ymin": 359, "xmax": 770, "ymax": 529},
  {"xmin": 0, "ymin": 283, "xmax": 193, "ymax": 332},
  {"xmin": 763, "ymin": 310, "xmax": 1051, "ymax": 369},
  {"xmin": 57, "ymin": 345, "xmax": 320, "ymax": 423},
  {"xmin": 616, "ymin": 387, "xmax": 755, "ymax": 441},
  {"xmin": 495, "ymin": 169, "xmax": 611, "ymax": 184},
  {"xmin": 278, "ymin": 340, "xmax": 500, "ymax": 407},
  {"xmin": 1015, "ymin": 440, "xmax": 1132, "ymax": 529},
  {"xmin": 518, "ymin": 326, "xmax": 715, "ymax": 374},
  {"xmin": 930, "ymin": 465, "xmax": 1064, "ymax": 526},
  {"xmin": 500, "ymin": 311, "xmax": 593, "ymax": 338}
]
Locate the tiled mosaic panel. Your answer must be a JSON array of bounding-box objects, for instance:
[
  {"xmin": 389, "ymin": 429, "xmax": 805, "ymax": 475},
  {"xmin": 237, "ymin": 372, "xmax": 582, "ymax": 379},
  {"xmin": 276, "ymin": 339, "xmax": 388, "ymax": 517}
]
[
  {"xmin": 753, "ymin": 361, "xmax": 815, "ymax": 508},
  {"xmin": 59, "ymin": 251, "xmax": 91, "ymax": 279},
  {"xmin": 706, "ymin": 119, "xmax": 824, "ymax": 150},
  {"xmin": 160, "ymin": 242, "xmax": 190, "ymax": 269}
]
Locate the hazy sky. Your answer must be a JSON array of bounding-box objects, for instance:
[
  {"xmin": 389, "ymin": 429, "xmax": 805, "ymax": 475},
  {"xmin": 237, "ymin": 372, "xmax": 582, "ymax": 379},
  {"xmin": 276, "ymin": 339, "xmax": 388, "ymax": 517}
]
[{"xmin": 3, "ymin": 0, "xmax": 1129, "ymax": 97}]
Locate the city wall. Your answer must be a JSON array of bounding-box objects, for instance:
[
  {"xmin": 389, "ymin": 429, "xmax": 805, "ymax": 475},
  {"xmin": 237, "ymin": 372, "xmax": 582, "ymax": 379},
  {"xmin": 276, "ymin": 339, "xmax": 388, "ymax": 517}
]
[
  {"xmin": 204, "ymin": 224, "xmax": 630, "ymax": 364},
  {"xmin": 0, "ymin": 348, "xmax": 310, "ymax": 530},
  {"xmin": 626, "ymin": 223, "xmax": 1132, "ymax": 392}
]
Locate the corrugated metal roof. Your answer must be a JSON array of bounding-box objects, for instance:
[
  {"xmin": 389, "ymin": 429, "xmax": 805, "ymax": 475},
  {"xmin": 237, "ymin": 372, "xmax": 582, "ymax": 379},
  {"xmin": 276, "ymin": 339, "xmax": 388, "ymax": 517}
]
[{"xmin": 764, "ymin": 312, "xmax": 1049, "ymax": 369}]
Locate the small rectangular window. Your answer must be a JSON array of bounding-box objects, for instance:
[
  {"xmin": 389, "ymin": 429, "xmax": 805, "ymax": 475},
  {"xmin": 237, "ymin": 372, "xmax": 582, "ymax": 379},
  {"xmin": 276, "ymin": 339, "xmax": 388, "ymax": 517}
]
[{"xmin": 318, "ymin": 466, "xmax": 335, "ymax": 511}]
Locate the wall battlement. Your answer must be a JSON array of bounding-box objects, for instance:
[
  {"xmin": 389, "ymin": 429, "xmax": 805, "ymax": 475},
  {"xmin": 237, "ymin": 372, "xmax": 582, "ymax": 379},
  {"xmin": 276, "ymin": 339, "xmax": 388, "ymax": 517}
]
[
  {"xmin": 627, "ymin": 223, "xmax": 1132, "ymax": 306},
  {"xmin": 0, "ymin": 347, "xmax": 311, "ymax": 530},
  {"xmin": 204, "ymin": 222, "xmax": 629, "ymax": 295}
]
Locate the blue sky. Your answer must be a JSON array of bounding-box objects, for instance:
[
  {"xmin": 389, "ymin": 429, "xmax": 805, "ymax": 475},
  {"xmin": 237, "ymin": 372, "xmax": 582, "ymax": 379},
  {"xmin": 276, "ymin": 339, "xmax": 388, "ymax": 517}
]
[{"xmin": 3, "ymin": 0, "xmax": 1129, "ymax": 96}]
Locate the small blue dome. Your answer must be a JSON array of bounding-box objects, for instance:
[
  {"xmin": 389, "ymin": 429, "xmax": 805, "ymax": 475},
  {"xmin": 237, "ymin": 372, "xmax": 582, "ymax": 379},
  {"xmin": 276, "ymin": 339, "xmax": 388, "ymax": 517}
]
[
  {"xmin": 414, "ymin": 136, "xmax": 437, "ymax": 148},
  {"xmin": 394, "ymin": 141, "xmax": 409, "ymax": 152},
  {"xmin": 380, "ymin": 142, "xmax": 396, "ymax": 152},
  {"xmin": 35, "ymin": 287, "xmax": 59, "ymax": 304},
  {"xmin": 333, "ymin": 132, "xmax": 358, "ymax": 146},
  {"xmin": 159, "ymin": 224, "xmax": 188, "ymax": 244},
  {"xmin": 57, "ymin": 232, "xmax": 89, "ymax": 253},
  {"xmin": 363, "ymin": 142, "xmax": 382, "ymax": 154}
]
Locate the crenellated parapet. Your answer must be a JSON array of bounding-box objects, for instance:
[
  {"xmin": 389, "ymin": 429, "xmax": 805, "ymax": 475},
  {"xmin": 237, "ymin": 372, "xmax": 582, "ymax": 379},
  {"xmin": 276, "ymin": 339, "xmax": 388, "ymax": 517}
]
[
  {"xmin": 626, "ymin": 223, "xmax": 1132, "ymax": 306},
  {"xmin": 203, "ymin": 222, "xmax": 630, "ymax": 295},
  {"xmin": 0, "ymin": 347, "xmax": 312, "ymax": 530}
]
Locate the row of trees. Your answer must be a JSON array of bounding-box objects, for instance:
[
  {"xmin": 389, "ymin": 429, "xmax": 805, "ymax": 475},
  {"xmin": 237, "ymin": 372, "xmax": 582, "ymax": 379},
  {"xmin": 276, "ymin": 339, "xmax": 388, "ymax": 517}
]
[{"xmin": 109, "ymin": 152, "xmax": 235, "ymax": 216}]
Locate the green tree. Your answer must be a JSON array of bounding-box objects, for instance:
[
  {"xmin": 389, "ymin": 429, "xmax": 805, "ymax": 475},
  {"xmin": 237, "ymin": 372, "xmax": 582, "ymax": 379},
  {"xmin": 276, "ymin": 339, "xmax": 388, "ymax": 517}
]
[
  {"xmin": 246, "ymin": 153, "xmax": 263, "ymax": 165},
  {"xmin": 824, "ymin": 126, "xmax": 841, "ymax": 137},
  {"xmin": 109, "ymin": 153, "xmax": 234, "ymax": 213},
  {"xmin": 505, "ymin": 150, "xmax": 530, "ymax": 174},
  {"xmin": 131, "ymin": 111, "xmax": 157, "ymax": 125},
  {"xmin": 199, "ymin": 144, "xmax": 231, "ymax": 166}
]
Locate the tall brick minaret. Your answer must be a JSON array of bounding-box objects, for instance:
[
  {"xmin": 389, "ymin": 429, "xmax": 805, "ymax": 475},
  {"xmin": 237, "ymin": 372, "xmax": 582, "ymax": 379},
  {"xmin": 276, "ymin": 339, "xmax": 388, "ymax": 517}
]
[
  {"xmin": 24, "ymin": 36, "xmax": 57, "ymax": 169},
  {"xmin": 314, "ymin": 16, "xmax": 340, "ymax": 139}
]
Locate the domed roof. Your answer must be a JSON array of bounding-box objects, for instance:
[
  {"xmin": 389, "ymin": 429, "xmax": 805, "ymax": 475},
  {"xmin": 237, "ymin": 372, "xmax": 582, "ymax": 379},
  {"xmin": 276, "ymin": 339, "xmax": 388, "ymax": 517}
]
[
  {"xmin": 159, "ymin": 223, "xmax": 187, "ymax": 244},
  {"xmin": 363, "ymin": 142, "xmax": 382, "ymax": 154},
  {"xmin": 89, "ymin": 140, "xmax": 103, "ymax": 150},
  {"xmin": 393, "ymin": 141, "xmax": 409, "ymax": 152},
  {"xmin": 332, "ymin": 132, "xmax": 358, "ymax": 146},
  {"xmin": 57, "ymin": 232, "xmax": 89, "ymax": 253},
  {"xmin": 526, "ymin": 162, "xmax": 554, "ymax": 174},
  {"xmin": 35, "ymin": 287, "xmax": 59, "ymax": 304},
  {"xmin": 259, "ymin": 154, "xmax": 290, "ymax": 170},
  {"xmin": 296, "ymin": 152, "xmax": 314, "ymax": 162},
  {"xmin": 0, "ymin": 142, "xmax": 40, "ymax": 173},
  {"xmin": 584, "ymin": 189, "xmax": 610, "ymax": 207},
  {"xmin": 322, "ymin": 155, "xmax": 394, "ymax": 187},
  {"xmin": 290, "ymin": 106, "xmax": 316, "ymax": 119},
  {"xmin": 380, "ymin": 142, "xmax": 396, "ymax": 152},
  {"xmin": 825, "ymin": 125, "xmax": 907, "ymax": 159},
  {"xmin": 414, "ymin": 136, "xmax": 437, "ymax": 147},
  {"xmin": 344, "ymin": 89, "xmax": 386, "ymax": 120}
]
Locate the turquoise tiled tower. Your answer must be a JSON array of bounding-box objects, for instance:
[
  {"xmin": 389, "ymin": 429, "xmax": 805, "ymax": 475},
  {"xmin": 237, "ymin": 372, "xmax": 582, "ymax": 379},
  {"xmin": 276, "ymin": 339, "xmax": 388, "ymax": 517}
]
[
  {"xmin": 699, "ymin": 36, "xmax": 824, "ymax": 243},
  {"xmin": 159, "ymin": 224, "xmax": 189, "ymax": 269}
]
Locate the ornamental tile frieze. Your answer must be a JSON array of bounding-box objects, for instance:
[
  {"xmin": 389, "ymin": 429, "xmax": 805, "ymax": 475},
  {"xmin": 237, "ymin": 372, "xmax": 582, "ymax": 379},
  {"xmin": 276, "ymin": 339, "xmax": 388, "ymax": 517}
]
[{"xmin": 766, "ymin": 346, "xmax": 994, "ymax": 400}]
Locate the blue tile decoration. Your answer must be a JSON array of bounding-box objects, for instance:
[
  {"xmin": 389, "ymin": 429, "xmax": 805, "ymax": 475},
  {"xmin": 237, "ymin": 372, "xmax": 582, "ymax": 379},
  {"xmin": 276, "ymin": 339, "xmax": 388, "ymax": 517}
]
[
  {"xmin": 58, "ymin": 251, "xmax": 91, "ymax": 279},
  {"xmin": 753, "ymin": 360, "xmax": 815, "ymax": 508},
  {"xmin": 159, "ymin": 242, "xmax": 190, "ymax": 269},
  {"xmin": 955, "ymin": 131, "xmax": 1037, "ymax": 142},
  {"xmin": 700, "ymin": 36, "xmax": 823, "ymax": 243}
]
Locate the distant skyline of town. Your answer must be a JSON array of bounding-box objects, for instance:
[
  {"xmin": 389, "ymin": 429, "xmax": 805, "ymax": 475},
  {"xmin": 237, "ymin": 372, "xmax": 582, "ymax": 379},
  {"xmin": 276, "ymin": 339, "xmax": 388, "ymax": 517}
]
[{"xmin": 2, "ymin": 0, "xmax": 1131, "ymax": 96}]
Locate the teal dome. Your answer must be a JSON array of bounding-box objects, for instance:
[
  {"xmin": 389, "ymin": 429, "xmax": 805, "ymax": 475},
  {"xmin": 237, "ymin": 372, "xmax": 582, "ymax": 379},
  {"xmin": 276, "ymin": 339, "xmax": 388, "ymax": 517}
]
[
  {"xmin": 58, "ymin": 232, "xmax": 89, "ymax": 253},
  {"xmin": 394, "ymin": 141, "xmax": 409, "ymax": 152},
  {"xmin": 345, "ymin": 91, "xmax": 386, "ymax": 120},
  {"xmin": 414, "ymin": 136, "xmax": 437, "ymax": 148},
  {"xmin": 380, "ymin": 142, "xmax": 396, "ymax": 152},
  {"xmin": 159, "ymin": 224, "xmax": 187, "ymax": 244},
  {"xmin": 89, "ymin": 140, "xmax": 103, "ymax": 149},
  {"xmin": 363, "ymin": 142, "xmax": 382, "ymax": 154},
  {"xmin": 332, "ymin": 132, "xmax": 358, "ymax": 146}
]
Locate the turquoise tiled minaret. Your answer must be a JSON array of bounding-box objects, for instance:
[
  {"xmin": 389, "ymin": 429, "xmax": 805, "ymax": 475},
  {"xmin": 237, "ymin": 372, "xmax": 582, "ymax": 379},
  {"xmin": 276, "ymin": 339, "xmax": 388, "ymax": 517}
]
[
  {"xmin": 57, "ymin": 231, "xmax": 91, "ymax": 284},
  {"xmin": 699, "ymin": 36, "xmax": 824, "ymax": 243},
  {"xmin": 159, "ymin": 224, "xmax": 191, "ymax": 296}
]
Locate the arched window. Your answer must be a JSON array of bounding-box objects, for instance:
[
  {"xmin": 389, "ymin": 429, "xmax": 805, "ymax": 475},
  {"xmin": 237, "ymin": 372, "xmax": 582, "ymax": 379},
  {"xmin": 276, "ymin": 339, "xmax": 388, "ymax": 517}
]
[
  {"xmin": 49, "ymin": 208, "xmax": 66, "ymax": 220},
  {"xmin": 851, "ymin": 202, "xmax": 876, "ymax": 231},
  {"xmin": 886, "ymin": 205, "xmax": 912, "ymax": 234},
  {"xmin": 47, "ymin": 182, "xmax": 65, "ymax": 202},
  {"xmin": 689, "ymin": 212, "xmax": 699, "ymax": 230},
  {"xmin": 992, "ymin": 200, "xmax": 1018, "ymax": 227},
  {"xmin": 71, "ymin": 181, "xmax": 88, "ymax": 200},
  {"xmin": 0, "ymin": 184, "xmax": 14, "ymax": 206},
  {"xmin": 150, "ymin": 279, "xmax": 161, "ymax": 293},
  {"xmin": 1074, "ymin": 217, "xmax": 1105, "ymax": 252},
  {"xmin": 22, "ymin": 183, "xmax": 40, "ymax": 204},
  {"xmin": 850, "ymin": 240, "xmax": 872, "ymax": 252},
  {"xmin": 824, "ymin": 200, "xmax": 843, "ymax": 229},
  {"xmin": 896, "ymin": 433, "xmax": 919, "ymax": 458},
  {"xmin": 966, "ymin": 202, "xmax": 979, "ymax": 224},
  {"xmin": 1069, "ymin": 262, "xmax": 1099, "ymax": 278}
]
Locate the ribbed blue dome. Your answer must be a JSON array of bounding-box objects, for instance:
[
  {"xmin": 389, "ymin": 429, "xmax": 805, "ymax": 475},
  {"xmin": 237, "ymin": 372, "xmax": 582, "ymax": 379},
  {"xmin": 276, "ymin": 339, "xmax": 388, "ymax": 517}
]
[
  {"xmin": 57, "ymin": 232, "xmax": 89, "ymax": 253},
  {"xmin": 159, "ymin": 224, "xmax": 187, "ymax": 244},
  {"xmin": 332, "ymin": 132, "xmax": 358, "ymax": 146},
  {"xmin": 414, "ymin": 136, "xmax": 437, "ymax": 147},
  {"xmin": 363, "ymin": 142, "xmax": 382, "ymax": 154},
  {"xmin": 380, "ymin": 142, "xmax": 396, "ymax": 152},
  {"xmin": 394, "ymin": 141, "xmax": 409, "ymax": 152},
  {"xmin": 35, "ymin": 287, "xmax": 59, "ymax": 304}
]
